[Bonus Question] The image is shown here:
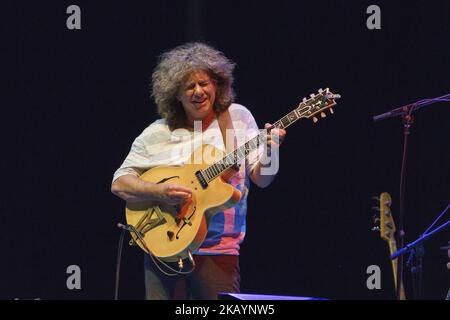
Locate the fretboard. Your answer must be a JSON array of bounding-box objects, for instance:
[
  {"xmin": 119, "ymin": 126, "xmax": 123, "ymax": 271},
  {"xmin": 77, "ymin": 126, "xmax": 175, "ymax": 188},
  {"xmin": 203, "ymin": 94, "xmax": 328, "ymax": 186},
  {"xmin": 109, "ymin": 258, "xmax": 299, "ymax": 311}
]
[{"xmin": 201, "ymin": 106, "xmax": 310, "ymax": 182}]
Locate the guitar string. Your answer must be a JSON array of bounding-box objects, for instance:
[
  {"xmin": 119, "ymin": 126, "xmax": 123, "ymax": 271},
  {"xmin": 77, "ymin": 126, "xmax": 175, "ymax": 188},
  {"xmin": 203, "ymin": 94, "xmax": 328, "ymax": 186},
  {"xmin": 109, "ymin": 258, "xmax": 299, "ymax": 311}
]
[{"xmin": 201, "ymin": 97, "xmax": 325, "ymax": 182}]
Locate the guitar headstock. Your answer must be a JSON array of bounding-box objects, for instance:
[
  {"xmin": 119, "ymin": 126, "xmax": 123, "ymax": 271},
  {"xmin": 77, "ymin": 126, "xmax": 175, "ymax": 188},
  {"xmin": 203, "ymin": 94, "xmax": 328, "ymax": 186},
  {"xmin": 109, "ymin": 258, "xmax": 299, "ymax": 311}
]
[
  {"xmin": 296, "ymin": 88, "xmax": 341, "ymax": 123},
  {"xmin": 372, "ymin": 192, "xmax": 397, "ymax": 242}
]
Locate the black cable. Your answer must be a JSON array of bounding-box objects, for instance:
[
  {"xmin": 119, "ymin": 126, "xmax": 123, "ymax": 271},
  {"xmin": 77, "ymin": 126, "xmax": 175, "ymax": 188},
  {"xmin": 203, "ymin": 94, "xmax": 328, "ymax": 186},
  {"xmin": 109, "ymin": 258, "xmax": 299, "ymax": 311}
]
[
  {"xmin": 126, "ymin": 224, "xmax": 195, "ymax": 276},
  {"xmin": 113, "ymin": 222, "xmax": 196, "ymax": 299}
]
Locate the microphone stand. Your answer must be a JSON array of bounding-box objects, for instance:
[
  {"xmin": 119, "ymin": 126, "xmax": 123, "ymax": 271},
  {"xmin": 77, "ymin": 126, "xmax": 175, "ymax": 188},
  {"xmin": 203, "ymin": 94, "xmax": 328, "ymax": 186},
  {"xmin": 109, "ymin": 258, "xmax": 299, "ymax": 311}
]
[
  {"xmin": 391, "ymin": 218, "xmax": 450, "ymax": 260},
  {"xmin": 373, "ymin": 93, "xmax": 450, "ymax": 300},
  {"xmin": 391, "ymin": 219, "xmax": 450, "ymax": 299}
]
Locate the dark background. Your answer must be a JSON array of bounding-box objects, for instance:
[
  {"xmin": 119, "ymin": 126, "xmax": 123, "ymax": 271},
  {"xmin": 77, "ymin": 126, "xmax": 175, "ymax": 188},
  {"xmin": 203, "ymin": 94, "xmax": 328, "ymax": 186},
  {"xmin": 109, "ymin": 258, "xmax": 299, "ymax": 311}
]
[{"xmin": 2, "ymin": 0, "xmax": 449, "ymax": 300}]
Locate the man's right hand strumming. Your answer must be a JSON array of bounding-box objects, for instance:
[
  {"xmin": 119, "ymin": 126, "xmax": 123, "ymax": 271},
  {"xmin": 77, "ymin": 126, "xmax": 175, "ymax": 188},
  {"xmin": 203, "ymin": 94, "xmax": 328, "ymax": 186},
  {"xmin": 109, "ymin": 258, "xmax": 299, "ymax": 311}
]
[
  {"xmin": 155, "ymin": 183, "xmax": 192, "ymax": 205},
  {"xmin": 111, "ymin": 175, "xmax": 191, "ymax": 205}
]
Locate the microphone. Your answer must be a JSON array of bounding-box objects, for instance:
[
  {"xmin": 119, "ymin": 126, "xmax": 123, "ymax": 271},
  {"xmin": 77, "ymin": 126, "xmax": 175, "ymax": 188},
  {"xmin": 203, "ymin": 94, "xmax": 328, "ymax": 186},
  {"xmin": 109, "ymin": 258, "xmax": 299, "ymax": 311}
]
[
  {"xmin": 117, "ymin": 223, "xmax": 141, "ymax": 237},
  {"xmin": 117, "ymin": 223, "xmax": 131, "ymax": 231},
  {"xmin": 117, "ymin": 223, "xmax": 141, "ymax": 236},
  {"xmin": 373, "ymin": 105, "xmax": 411, "ymax": 122}
]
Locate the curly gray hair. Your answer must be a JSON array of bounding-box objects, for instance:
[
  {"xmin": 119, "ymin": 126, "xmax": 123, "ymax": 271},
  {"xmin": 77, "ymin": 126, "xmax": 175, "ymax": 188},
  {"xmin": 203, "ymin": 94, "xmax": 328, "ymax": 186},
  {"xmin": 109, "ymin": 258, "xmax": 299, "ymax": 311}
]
[{"xmin": 151, "ymin": 43, "xmax": 236, "ymax": 129}]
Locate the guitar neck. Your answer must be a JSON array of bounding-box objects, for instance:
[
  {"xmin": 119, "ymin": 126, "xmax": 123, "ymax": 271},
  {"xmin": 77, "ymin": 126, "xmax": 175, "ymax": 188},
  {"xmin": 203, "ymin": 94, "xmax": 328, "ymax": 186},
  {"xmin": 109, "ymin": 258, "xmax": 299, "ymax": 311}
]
[
  {"xmin": 388, "ymin": 239, "xmax": 406, "ymax": 300},
  {"xmin": 376, "ymin": 192, "xmax": 407, "ymax": 300},
  {"xmin": 201, "ymin": 104, "xmax": 317, "ymax": 182},
  {"xmin": 388, "ymin": 239, "xmax": 399, "ymax": 289}
]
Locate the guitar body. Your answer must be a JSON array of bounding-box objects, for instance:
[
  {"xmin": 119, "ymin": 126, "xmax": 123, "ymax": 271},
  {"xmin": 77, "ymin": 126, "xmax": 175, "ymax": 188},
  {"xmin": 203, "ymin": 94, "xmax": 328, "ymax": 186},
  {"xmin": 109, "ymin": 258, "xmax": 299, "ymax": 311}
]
[{"xmin": 125, "ymin": 144, "xmax": 241, "ymax": 262}]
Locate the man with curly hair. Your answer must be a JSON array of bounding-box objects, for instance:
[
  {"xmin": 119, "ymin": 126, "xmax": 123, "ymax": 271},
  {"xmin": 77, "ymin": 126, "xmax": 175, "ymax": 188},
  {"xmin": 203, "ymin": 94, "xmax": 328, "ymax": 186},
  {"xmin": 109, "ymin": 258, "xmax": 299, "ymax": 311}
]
[{"xmin": 111, "ymin": 43, "xmax": 286, "ymax": 300}]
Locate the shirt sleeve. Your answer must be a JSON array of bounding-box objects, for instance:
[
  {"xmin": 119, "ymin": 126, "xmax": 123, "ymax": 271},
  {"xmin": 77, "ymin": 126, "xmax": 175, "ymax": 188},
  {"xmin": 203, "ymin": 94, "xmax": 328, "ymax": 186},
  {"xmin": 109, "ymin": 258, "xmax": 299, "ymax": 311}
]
[
  {"xmin": 112, "ymin": 132, "xmax": 150, "ymax": 183},
  {"xmin": 111, "ymin": 120, "xmax": 170, "ymax": 183}
]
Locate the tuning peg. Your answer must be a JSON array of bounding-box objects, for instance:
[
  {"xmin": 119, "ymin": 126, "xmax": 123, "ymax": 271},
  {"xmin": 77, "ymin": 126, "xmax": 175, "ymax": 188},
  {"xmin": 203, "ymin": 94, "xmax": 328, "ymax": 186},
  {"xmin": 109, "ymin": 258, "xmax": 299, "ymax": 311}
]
[
  {"xmin": 312, "ymin": 117, "xmax": 318, "ymax": 123},
  {"xmin": 372, "ymin": 196, "xmax": 380, "ymax": 202},
  {"xmin": 371, "ymin": 206, "xmax": 380, "ymax": 212},
  {"xmin": 318, "ymin": 88, "xmax": 323, "ymax": 93},
  {"xmin": 310, "ymin": 94, "xmax": 315, "ymax": 98},
  {"xmin": 320, "ymin": 112, "xmax": 326, "ymax": 118},
  {"xmin": 303, "ymin": 97, "xmax": 307, "ymax": 102},
  {"xmin": 329, "ymin": 108, "xmax": 334, "ymax": 114},
  {"xmin": 371, "ymin": 226, "xmax": 380, "ymax": 232}
]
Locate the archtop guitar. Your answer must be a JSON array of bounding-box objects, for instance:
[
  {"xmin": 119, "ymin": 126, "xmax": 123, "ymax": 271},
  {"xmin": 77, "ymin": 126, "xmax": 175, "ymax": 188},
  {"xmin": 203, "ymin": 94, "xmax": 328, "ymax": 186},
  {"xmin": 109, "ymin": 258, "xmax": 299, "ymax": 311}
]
[{"xmin": 125, "ymin": 88, "xmax": 341, "ymax": 263}]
